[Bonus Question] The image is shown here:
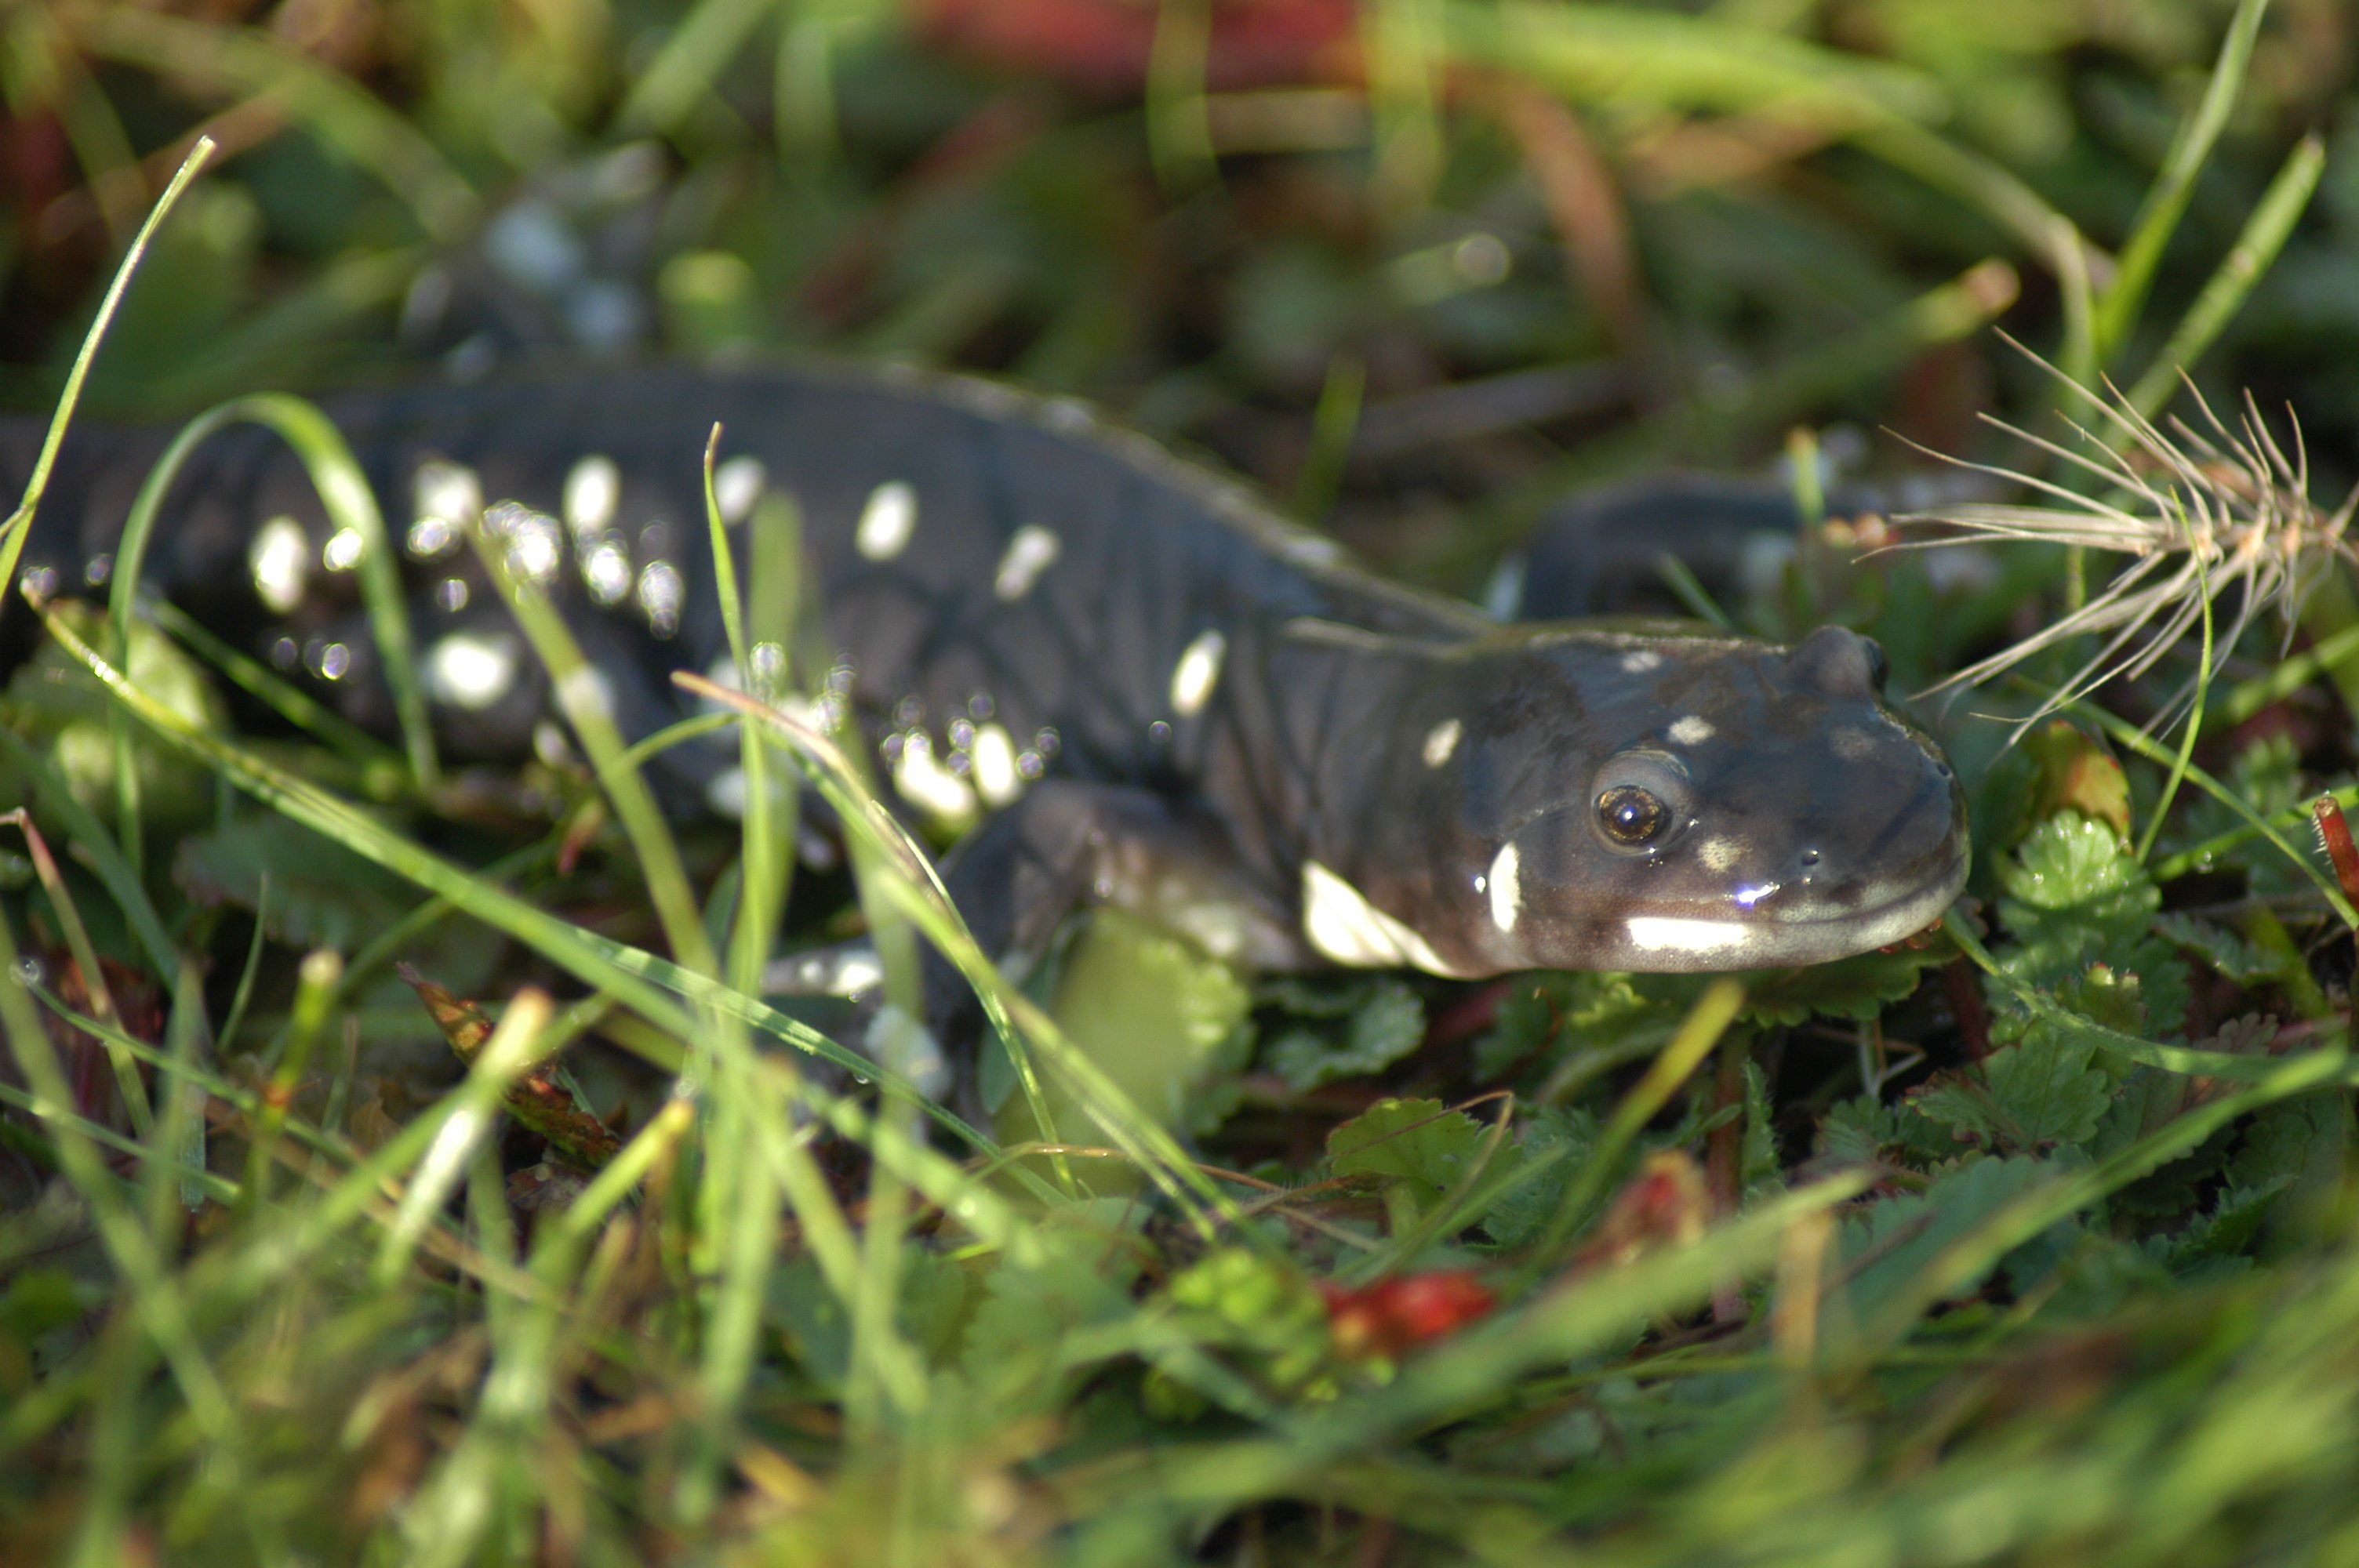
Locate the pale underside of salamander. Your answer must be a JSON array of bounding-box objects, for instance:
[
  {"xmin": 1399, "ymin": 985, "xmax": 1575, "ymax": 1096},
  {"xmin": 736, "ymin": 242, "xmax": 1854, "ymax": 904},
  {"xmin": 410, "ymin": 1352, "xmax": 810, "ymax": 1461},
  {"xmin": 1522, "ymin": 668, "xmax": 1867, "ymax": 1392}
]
[{"xmin": 0, "ymin": 361, "xmax": 1969, "ymax": 996}]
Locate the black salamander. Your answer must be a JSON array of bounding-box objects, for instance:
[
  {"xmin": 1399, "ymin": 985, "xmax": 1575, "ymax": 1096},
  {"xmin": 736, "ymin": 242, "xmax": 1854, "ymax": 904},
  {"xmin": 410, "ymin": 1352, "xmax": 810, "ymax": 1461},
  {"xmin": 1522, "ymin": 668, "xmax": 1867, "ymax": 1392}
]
[{"xmin": 0, "ymin": 363, "xmax": 1968, "ymax": 985}]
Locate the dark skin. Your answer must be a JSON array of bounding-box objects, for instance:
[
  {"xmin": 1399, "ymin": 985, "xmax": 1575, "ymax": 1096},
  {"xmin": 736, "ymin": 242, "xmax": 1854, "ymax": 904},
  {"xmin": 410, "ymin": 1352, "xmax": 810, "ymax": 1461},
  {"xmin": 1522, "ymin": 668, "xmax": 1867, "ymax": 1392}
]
[{"xmin": 0, "ymin": 362, "xmax": 1967, "ymax": 1004}]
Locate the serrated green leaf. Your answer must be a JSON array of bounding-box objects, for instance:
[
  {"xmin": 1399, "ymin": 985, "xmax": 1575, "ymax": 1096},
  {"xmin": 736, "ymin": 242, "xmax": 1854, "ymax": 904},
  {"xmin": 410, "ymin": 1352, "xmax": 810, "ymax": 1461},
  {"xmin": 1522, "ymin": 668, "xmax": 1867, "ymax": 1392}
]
[
  {"xmin": 2156, "ymin": 1178, "xmax": 2294, "ymax": 1271},
  {"xmin": 2154, "ymin": 912, "xmax": 2288, "ymax": 985},
  {"xmin": 1739, "ymin": 1059, "xmax": 1785, "ymax": 1199},
  {"xmin": 1478, "ymin": 1107, "xmax": 1595, "ymax": 1247},
  {"xmin": 1733, "ymin": 940, "xmax": 1952, "ymax": 1027},
  {"xmin": 1838, "ymin": 1155, "xmax": 2052, "ymax": 1327},
  {"xmin": 1473, "ymin": 971, "xmax": 1675, "ymax": 1084},
  {"xmin": 2174, "ymin": 735, "xmax": 2311, "ymax": 898},
  {"xmin": 1988, "ymin": 811, "xmax": 2186, "ymax": 1040},
  {"xmin": 1266, "ymin": 977, "xmax": 1424, "ymax": 1091},
  {"xmin": 959, "ymin": 1234, "xmax": 1140, "ymax": 1419},
  {"xmin": 1328, "ymin": 1097, "xmax": 1493, "ymax": 1205}
]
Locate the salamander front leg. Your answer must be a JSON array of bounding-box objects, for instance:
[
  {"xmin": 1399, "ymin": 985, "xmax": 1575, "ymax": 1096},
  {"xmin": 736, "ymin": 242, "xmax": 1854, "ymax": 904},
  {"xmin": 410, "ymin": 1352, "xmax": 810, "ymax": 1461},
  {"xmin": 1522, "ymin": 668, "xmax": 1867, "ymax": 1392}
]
[{"xmin": 923, "ymin": 779, "xmax": 1305, "ymax": 1098}]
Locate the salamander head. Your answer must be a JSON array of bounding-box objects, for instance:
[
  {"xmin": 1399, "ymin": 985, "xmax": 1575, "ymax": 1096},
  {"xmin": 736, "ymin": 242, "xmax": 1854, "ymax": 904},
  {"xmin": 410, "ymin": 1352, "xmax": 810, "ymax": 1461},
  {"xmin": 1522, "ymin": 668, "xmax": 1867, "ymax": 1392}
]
[{"xmin": 1364, "ymin": 623, "xmax": 1967, "ymax": 975}]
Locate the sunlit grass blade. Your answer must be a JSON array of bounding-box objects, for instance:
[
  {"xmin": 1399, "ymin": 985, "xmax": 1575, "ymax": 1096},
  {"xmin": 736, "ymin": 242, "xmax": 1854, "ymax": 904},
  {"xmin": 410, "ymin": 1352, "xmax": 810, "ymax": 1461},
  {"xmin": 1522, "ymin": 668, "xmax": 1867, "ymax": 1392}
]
[
  {"xmin": 25, "ymin": 595, "xmax": 1014, "ymax": 1152},
  {"xmin": 0, "ymin": 137, "xmax": 213, "ymax": 637},
  {"xmin": 679, "ymin": 673, "xmax": 1251, "ymax": 1236},
  {"xmin": 2094, "ymin": 0, "xmax": 2272, "ymax": 366},
  {"xmin": 2126, "ymin": 132, "xmax": 2327, "ymax": 420},
  {"xmin": 469, "ymin": 503, "xmax": 714, "ymax": 978},
  {"xmin": 376, "ymin": 990, "xmax": 551, "ymax": 1286},
  {"xmin": 107, "ymin": 392, "xmax": 439, "ymax": 822},
  {"xmin": 0, "ymin": 906, "xmax": 234, "ymax": 1446},
  {"xmin": 1072, "ymin": 1171, "xmax": 1874, "ymax": 1516}
]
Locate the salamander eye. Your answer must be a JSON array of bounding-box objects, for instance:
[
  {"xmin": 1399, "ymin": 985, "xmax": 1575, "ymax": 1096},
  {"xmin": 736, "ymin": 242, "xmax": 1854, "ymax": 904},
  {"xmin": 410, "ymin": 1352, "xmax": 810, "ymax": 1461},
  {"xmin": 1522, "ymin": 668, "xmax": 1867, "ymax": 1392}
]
[
  {"xmin": 1587, "ymin": 748, "xmax": 1692, "ymax": 854},
  {"xmin": 1596, "ymin": 785, "xmax": 1667, "ymax": 844}
]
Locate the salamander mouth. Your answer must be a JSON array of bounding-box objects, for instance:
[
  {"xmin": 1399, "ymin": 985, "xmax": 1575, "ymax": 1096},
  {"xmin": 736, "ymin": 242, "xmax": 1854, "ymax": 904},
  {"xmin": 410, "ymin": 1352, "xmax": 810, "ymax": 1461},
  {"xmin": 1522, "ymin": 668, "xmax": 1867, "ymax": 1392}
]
[{"xmin": 1766, "ymin": 840, "xmax": 1968, "ymax": 945}]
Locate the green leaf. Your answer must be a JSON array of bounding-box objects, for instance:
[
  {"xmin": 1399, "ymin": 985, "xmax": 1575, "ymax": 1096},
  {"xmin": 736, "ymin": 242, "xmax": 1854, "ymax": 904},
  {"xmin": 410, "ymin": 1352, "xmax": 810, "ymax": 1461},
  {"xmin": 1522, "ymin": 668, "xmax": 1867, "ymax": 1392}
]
[
  {"xmin": 1472, "ymin": 971, "xmax": 1674, "ymax": 1084},
  {"xmin": 2021, "ymin": 719, "xmax": 2130, "ymax": 839},
  {"xmin": 1739, "ymin": 1059, "xmax": 1785, "ymax": 1199},
  {"xmin": 2154, "ymin": 913, "xmax": 2288, "ymax": 986},
  {"xmin": 1731, "ymin": 940, "xmax": 1952, "ymax": 1027},
  {"xmin": 2173, "ymin": 735, "xmax": 2311, "ymax": 899},
  {"xmin": 1049, "ymin": 908, "xmax": 1255, "ymax": 1130},
  {"xmin": 1478, "ymin": 1107, "xmax": 1596, "ymax": 1247},
  {"xmin": 2, "ymin": 601, "xmax": 227, "ymax": 827},
  {"xmin": 2155, "ymin": 1179, "xmax": 2294, "ymax": 1272},
  {"xmin": 1328, "ymin": 1098, "xmax": 1494, "ymax": 1206},
  {"xmin": 173, "ymin": 811, "xmax": 417, "ymax": 953},
  {"xmin": 958, "ymin": 1234, "xmax": 1140, "ymax": 1419},
  {"xmin": 1838, "ymin": 1155, "xmax": 2053, "ymax": 1327},
  {"xmin": 1266, "ymin": 977, "xmax": 1425, "ymax": 1091},
  {"xmin": 1990, "ymin": 811, "xmax": 2186, "ymax": 1038}
]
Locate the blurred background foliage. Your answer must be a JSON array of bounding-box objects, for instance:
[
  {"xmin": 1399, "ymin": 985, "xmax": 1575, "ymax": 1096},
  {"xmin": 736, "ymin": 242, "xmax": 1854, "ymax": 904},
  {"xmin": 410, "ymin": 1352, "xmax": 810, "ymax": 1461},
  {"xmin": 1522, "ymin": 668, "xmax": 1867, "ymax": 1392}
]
[
  {"xmin": 2, "ymin": 0, "xmax": 2351, "ymax": 588},
  {"xmin": 7, "ymin": 5, "xmax": 2359, "ymax": 1563}
]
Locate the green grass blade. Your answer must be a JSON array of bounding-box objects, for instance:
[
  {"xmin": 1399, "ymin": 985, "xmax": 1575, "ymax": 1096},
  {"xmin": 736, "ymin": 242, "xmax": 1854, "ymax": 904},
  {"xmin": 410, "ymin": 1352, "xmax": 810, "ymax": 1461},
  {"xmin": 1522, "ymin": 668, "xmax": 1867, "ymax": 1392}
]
[
  {"xmin": 69, "ymin": 9, "xmax": 477, "ymax": 240},
  {"xmin": 2094, "ymin": 0, "xmax": 2273, "ymax": 365},
  {"xmin": 2126, "ymin": 132, "xmax": 2326, "ymax": 420},
  {"xmin": 0, "ymin": 137, "xmax": 213, "ymax": 641}
]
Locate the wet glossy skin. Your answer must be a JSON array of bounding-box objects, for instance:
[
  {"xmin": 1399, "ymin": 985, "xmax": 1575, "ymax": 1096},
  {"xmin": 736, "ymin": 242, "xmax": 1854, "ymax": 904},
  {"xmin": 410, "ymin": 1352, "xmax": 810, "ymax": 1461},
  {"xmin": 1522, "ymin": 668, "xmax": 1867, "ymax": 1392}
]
[
  {"xmin": 1324, "ymin": 623, "xmax": 1969, "ymax": 976},
  {"xmin": 0, "ymin": 363, "xmax": 1969, "ymax": 979}
]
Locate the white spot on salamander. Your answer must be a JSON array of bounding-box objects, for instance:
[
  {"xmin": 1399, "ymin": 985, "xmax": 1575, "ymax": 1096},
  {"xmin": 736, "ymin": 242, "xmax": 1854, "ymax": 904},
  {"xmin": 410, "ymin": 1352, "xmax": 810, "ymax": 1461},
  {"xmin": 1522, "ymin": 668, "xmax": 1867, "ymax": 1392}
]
[
  {"xmin": 1422, "ymin": 717, "xmax": 1462, "ymax": 769},
  {"xmin": 713, "ymin": 456, "xmax": 765, "ymax": 525},
  {"xmin": 1301, "ymin": 860, "xmax": 1470, "ymax": 976},
  {"xmin": 1169, "ymin": 630, "xmax": 1227, "ymax": 717},
  {"xmin": 565, "ymin": 455, "xmax": 620, "ymax": 534},
  {"xmin": 856, "ymin": 481, "xmax": 918, "ymax": 560},
  {"xmin": 1667, "ymin": 715, "xmax": 1715, "ymax": 746},
  {"xmin": 424, "ymin": 632, "xmax": 521, "ymax": 711},
  {"xmin": 1696, "ymin": 836, "xmax": 1743, "ymax": 873},
  {"xmin": 413, "ymin": 460, "xmax": 482, "ymax": 538},
  {"xmin": 637, "ymin": 558, "xmax": 684, "ymax": 637},
  {"xmin": 1487, "ymin": 841, "xmax": 1521, "ymax": 934},
  {"xmin": 1625, "ymin": 915, "xmax": 1750, "ymax": 955},
  {"xmin": 764, "ymin": 946, "xmax": 884, "ymax": 998},
  {"xmin": 583, "ymin": 539, "xmax": 632, "ymax": 604},
  {"xmin": 891, "ymin": 731, "xmax": 976, "ymax": 822},
  {"xmin": 249, "ymin": 516, "xmax": 310, "ymax": 613},
  {"xmin": 321, "ymin": 528, "xmax": 365, "ymax": 572},
  {"xmin": 1619, "ymin": 649, "xmax": 1663, "ymax": 673},
  {"xmin": 1832, "ymin": 726, "xmax": 1878, "ymax": 761},
  {"xmin": 993, "ymin": 524, "xmax": 1060, "ymax": 601},
  {"xmin": 485, "ymin": 501, "xmax": 563, "ymax": 586},
  {"xmin": 972, "ymin": 722, "xmax": 1023, "ymax": 806}
]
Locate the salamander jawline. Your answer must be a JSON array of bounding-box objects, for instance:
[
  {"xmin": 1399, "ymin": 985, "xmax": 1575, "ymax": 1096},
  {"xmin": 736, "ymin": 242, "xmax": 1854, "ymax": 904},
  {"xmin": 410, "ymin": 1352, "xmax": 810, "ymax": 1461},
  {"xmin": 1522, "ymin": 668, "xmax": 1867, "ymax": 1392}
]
[{"xmin": 1339, "ymin": 622, "xmax": 1968, "ymax": 977}]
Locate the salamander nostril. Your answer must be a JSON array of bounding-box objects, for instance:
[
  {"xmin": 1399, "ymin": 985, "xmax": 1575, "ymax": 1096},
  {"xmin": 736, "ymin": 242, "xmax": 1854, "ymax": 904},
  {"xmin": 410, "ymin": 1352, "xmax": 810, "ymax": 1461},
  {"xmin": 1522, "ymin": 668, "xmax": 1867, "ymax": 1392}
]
[{"xmin": 1798, "ymin": 847, "xmax": 1822, "ymax": 869}]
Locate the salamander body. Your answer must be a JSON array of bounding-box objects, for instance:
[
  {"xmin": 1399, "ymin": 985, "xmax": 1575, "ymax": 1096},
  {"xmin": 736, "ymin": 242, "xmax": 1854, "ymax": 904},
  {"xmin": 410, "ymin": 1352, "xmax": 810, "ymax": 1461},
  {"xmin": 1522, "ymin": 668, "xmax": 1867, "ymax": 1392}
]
[{"xmin": 0, "ymin": 362, "xmax": 1968, "ymax": 979}]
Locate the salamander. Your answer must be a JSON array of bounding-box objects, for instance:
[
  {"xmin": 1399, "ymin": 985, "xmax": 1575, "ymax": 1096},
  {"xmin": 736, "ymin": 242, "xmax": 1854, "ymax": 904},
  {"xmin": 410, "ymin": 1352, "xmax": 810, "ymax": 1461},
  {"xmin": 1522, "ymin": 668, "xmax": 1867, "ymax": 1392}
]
[{"xmin": 0, "ymin": 361, "xmax": 1968, "ymax": 987}]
